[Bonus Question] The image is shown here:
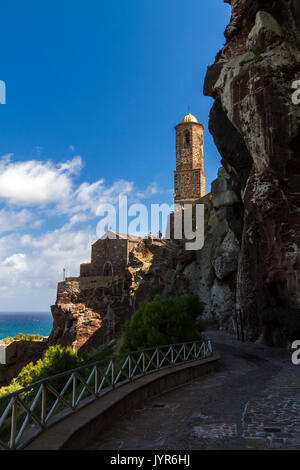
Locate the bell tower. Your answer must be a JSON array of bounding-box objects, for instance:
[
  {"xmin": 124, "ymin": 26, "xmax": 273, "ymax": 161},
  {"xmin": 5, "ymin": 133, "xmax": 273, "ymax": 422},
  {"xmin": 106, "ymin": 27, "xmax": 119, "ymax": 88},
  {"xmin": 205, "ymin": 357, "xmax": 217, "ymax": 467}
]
[{"xmin": 174, "ymin": 113, "xmax": 206, "ymax": 207}]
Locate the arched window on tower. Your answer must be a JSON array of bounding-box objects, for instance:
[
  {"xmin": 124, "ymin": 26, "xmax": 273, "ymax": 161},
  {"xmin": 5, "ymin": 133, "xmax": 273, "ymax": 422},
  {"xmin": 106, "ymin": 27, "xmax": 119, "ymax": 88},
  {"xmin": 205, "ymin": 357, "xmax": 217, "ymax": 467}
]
[{"xmin": 184, "ymin": 131, "xmax": 191, "ymax": 149}]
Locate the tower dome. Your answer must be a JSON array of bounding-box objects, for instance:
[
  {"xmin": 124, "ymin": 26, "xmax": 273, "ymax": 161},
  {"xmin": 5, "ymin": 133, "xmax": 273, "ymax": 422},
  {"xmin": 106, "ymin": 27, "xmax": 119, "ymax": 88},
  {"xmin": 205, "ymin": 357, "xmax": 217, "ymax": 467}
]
[{"xmin": 181, "ymin": 113, "xmax": 198, "ymax": 123}]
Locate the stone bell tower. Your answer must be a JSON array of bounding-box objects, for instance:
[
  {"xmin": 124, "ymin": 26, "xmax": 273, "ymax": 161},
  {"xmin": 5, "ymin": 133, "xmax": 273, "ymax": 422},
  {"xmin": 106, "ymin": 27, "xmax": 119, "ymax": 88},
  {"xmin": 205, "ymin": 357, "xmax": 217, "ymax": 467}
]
[{"xmin": 174, "ymin": 113, "xmax": 206, "ymax": 207}]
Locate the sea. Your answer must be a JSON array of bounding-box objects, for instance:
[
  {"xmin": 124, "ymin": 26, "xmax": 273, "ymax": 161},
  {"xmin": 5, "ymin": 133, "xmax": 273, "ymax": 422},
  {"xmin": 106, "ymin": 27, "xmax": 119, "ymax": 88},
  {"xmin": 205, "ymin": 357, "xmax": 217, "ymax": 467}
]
[{"xmin": 0, "ymin": 312, "xmax": 53, "ymax": 340}]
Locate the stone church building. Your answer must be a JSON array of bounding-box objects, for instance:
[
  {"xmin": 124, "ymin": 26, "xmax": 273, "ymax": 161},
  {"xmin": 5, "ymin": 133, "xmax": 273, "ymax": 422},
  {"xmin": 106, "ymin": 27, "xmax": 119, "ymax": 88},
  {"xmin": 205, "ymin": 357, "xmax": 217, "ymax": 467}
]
[
  {"xmin": 80, "ymin": 231, "xmax": 142, "ymax": 280},
  {"xmin": 50, "ymin": 112, "xmax": 208, "ymax": 352},
  {"xmin": 80, "ymin": 112, "xmax": 206, "ymax": 280}
]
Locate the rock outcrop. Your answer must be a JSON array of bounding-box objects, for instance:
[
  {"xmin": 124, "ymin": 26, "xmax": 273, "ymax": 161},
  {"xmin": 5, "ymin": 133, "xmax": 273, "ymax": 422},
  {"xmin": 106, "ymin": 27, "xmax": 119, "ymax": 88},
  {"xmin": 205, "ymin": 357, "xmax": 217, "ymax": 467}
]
[
  {"xmin": 184, "ymin": 168, "xmax": 243, "ymax": 333},
  {"xmin": 47, "ymin": 0, "xmax": 300, "ymax": 351},
  {"xmin": 48, "ymin": 276, "xmax": 133, "ymax": 353},
  {"xmin": 0, "ymin": 339, "xmax": 47, "ymax": 386},
  {"xmin": 130, "ymin": 239, "xmax": 193, "ymax": 304},
  {"xmin": 203, "ymin": 0, "xmax": 300, "ymax": 345},
  {"xmin": 48, "ymin": 238, "xmax": 192, "ymax": 353}
]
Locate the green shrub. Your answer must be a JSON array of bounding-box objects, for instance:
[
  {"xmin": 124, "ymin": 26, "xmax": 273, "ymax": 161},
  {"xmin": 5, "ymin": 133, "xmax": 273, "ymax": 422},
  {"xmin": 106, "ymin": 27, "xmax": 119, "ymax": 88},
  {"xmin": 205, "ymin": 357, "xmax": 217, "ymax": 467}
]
[
  {"xmin": 1, "ymin": 333, "xmax": 44, "ymax": 345},
  {"xmin": 0, "ymin": 345, "xmax": 83, "ymax": 440},
  {"xmin": 240, "ymin": 54, "xmax": 263, "ymax": 66},
  {"xmin": 0, "ymin": 381, "xmax": 21, "ymax": 398},
  {"xmin": 120, "ymin": 294, "xmax": 205, "ymax": 352},
  {"xmin": 0, "ymin": 345, "xmax": 82, "ymax": 396},
  {"xmin": 25, "ymin": 345, "xmax": 80, "ymax": 386}
]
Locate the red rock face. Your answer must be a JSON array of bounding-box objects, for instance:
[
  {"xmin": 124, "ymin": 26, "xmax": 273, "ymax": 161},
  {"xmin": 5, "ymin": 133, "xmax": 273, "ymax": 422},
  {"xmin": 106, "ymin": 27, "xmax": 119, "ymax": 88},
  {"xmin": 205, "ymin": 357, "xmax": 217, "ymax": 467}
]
[
  {"xmin": 204, "ymin": 0, "xmax": 300, "ymax": 344},
  {"xmin": 48, "ymin": 277, "xmax": 133, "ymax": 354},
  {"xmin": 48, "ymin": 239, "xmax": 193, "ymax": 354},
  {"xmin": 0, "ymin": 340, "xmax": 47, "ymax": 386}
]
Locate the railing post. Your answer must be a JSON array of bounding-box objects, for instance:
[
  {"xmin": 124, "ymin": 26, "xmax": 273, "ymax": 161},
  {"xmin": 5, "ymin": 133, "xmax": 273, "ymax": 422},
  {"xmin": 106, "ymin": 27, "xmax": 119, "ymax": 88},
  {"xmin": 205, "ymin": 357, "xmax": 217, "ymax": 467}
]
[
  {"xmin": 128, "ymin": 354, "xmax": 132, "ymax": 381},
  {"xmin": 72, "ymin": 373, "xmax": 77, "ymax": 409},
  {"xmin": 10, "ymin": 398, "xmax": 17, "ymax": 449},
  {"xmin": 142, "ymin": 352, "xmax": 145, "ymax": 375},
  {"xmin": 156, "ymin": 348, "xmax": 159, "ymax": 370},
  {"xmin": 171, "ymin": 346, "xmax": 174, "ymax": 366},
  {"xmin": 94, "ymin": 367, "xmax": 98, "ymax": 395},
  {"xmin": 41, "ymin": 383, "xmax": 47, "ymax": 425},
  {"xmin": 111, "ymin": 358, "xmax": 115, "ymax": 387}
]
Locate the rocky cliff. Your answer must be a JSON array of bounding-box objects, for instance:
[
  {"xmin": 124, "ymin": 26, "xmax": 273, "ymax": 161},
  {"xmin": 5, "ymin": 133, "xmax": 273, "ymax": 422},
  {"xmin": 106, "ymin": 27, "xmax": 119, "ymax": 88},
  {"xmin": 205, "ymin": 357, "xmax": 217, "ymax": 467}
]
[
  {"xmin": 48, "ymin": 276, "xmax": 133, "ymax": 353},
  {"xmin": 48, "ymin": 239, "xmax": 193, "ymax": 353},
  {"xmin": 202, "ymin": 0, "xmax": 300, "ymax": 345},
  {"xmin": 184, "ymin": 168, "xmax": 243, "ymax": 335},
  {"xmin": 0, "ymin": 339, "xmax": 47, "ymax": 386},
  {"xmin": 47, "ymin": 0, "xmax": 300, "ymax": 352}
]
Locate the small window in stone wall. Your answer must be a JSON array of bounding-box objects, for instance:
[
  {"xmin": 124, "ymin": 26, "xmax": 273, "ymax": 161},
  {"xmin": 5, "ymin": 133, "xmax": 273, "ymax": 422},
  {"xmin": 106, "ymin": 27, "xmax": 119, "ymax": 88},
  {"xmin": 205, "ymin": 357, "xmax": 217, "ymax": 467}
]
[{"xmin": 184, "ymin": 131, "xmax": 191, "ymax": 149}]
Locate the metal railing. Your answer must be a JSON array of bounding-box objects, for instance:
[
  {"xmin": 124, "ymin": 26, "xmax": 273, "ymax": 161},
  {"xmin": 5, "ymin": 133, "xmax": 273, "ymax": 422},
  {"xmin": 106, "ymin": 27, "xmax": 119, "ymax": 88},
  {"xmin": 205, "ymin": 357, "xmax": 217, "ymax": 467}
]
[{"xmin": 0, "ymin": 338, "xmax": 213, "ymax": 450}]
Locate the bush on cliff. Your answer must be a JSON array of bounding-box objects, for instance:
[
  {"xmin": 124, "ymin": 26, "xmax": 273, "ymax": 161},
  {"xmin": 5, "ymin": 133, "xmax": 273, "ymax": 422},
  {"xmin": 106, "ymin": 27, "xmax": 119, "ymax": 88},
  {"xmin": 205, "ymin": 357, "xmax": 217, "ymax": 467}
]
[
  {"xmin": 1, "ymin": 333, "xmax": 44, "ymax": 345},
  {"xmin": 16, "ymin": 345, "xmax": 82, "ymax": 387},
  {"xmin": 0, "ymin": 381, "xmax": 22, "ymax": 399},
  {"xmin": 0, "ymin": 345, "xmax": 82, "ymax": 396},
  {"xmin": 0, "ymin": 345, "xmax": 83, "ymax": 442},
  {"xmin": 120, "ymin": 294, "xmax": 205, "ymax": 352}
]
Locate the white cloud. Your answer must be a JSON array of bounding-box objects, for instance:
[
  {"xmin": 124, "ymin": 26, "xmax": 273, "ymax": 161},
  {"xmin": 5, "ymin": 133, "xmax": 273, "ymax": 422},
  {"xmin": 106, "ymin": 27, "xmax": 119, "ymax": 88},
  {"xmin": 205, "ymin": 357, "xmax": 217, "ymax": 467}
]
[
  {"xmin": 0, "ymin": 208, "xmax": 36, "ymax": 234},
  {"xmin": 0, "ymin": 152, "xmax": 170, "ymax": 310},
  {"xmin": 0, "ymin": 226, "xmax": 94, "ymax": 309},
  {"xmin": 55, "ymin": 178, "xmax": 136, "ymax": 223},
  {"xmin": 0, "ymin": 154, "xmax": 167, "ymax": 218},
  {"xmin": 0, "ymin": 154, "xmax": 14, "ymax": 167},
  {"xmin": 0, "ymin": 234, "xmax": 21, "ymax": 260},
  {"xmin": 57, "ymin": 156, "xmax": 83, "ymax": 176},
  {"xmin": 136, "ymin": 182, "xmax": 159, "ymax": 199},
  {"xmin": 65, "ymin": 213, "xmax": 91, "ymax": 229},
  {"xmin": 0, "ymin": 154, "xmax": 82, "ymax": 205},
  {"xmin": 1, "ymin": 253, "xmax": 28, "ymax": 272}
]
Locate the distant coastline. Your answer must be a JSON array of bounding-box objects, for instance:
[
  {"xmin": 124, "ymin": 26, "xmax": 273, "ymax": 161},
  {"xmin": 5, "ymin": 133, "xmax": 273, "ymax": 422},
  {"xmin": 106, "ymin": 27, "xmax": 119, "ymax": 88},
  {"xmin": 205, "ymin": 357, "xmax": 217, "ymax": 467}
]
[{"xmin": 0, "ymin": 312, "xmax": 53, "ymax": 340}]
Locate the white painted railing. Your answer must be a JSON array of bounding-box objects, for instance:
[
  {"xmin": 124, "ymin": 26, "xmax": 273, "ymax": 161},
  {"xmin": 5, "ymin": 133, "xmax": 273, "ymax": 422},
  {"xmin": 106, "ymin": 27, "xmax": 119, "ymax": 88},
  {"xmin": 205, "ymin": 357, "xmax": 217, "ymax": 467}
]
[{"xmin": 0, "ymin": 338, "xmax": 212, "ymax": 450}]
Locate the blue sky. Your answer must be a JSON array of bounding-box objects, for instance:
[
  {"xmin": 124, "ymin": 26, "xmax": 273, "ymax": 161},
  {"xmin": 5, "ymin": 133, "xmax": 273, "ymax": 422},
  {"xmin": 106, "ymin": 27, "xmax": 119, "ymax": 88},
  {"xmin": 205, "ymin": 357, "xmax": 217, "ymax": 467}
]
[{"xmin": 0, "ymin": 0, "xmax": 231, "ymax": 311}]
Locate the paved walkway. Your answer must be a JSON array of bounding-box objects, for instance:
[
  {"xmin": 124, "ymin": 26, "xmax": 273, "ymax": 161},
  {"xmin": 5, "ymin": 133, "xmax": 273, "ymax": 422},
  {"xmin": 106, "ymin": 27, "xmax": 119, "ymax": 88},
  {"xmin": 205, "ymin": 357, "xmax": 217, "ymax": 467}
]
[{"xmin": 87, "ymin": 330, "xmax": 300, "ymax": 450}]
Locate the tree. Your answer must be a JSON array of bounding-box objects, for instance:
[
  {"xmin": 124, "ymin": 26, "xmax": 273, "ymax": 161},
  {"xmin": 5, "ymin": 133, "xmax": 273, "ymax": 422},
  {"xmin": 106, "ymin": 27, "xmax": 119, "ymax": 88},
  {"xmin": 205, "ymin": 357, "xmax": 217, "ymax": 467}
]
[
  {"xmin": 12, "ymin": 345, "xmax": 82, "ymax": 388},
  {"xmin": 121, "ymin": 294, "xmax": 205, "ymax": 352}
]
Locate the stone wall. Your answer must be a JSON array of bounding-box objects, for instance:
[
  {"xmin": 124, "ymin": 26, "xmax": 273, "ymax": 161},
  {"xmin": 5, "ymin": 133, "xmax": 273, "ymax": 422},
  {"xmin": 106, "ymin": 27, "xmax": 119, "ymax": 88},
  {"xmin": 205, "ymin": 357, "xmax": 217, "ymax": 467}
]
[
  {"xmin": 80, "ymin": 262, "xmax": 92, "ymax": 277},
  {"xmin": 175, "ymin": 122, "xmax": 204, "ymax": 170},
  {"xmin": 80, "ymin": 238, "xmax": 140, "ymax": 279},
  {"xmin": 91, "ymin": 238, "xmax": 128, "ymax": 277},
  {"xmin": 174, "ymin": 121, "xmax": 206, "ymax": 205},
  {"xmin": 57, "ymin": 276, "xmax": 118, "ymax": 294},
  {"xmin": 174, "ymin": 169, "xmax": 205, "ymax": 205}
]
